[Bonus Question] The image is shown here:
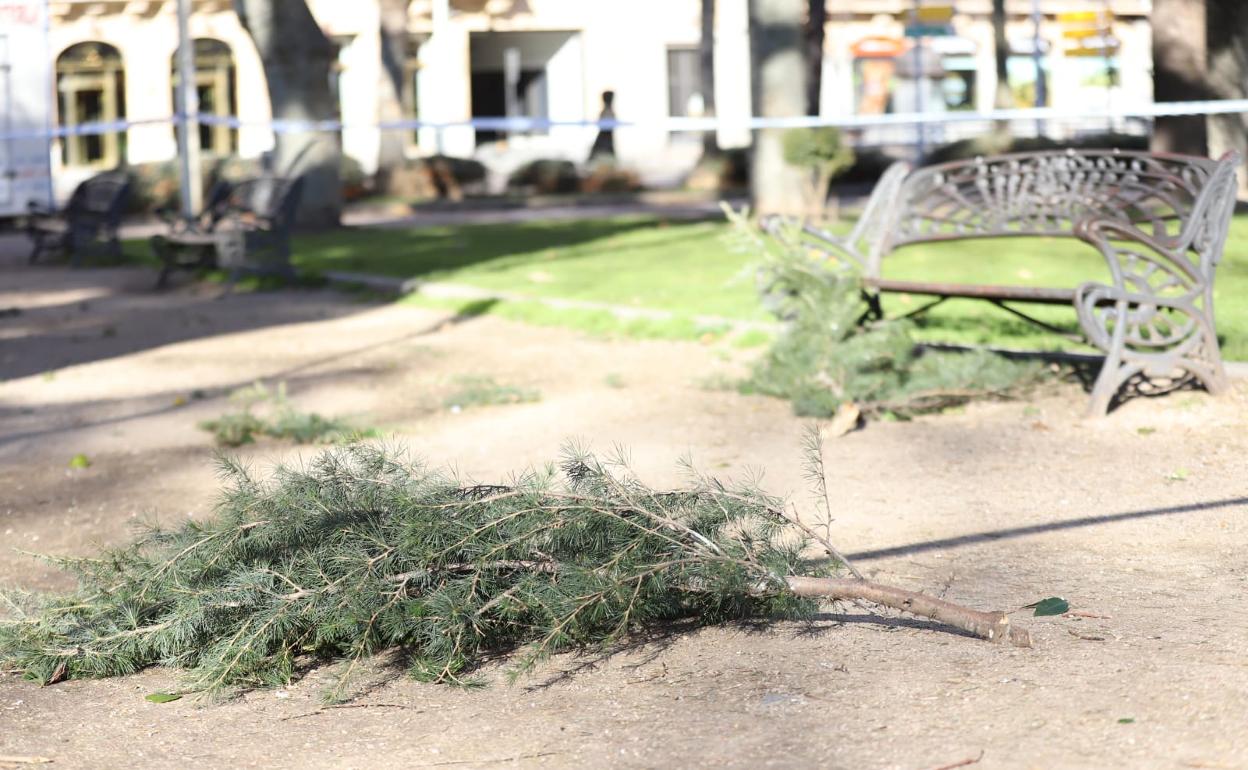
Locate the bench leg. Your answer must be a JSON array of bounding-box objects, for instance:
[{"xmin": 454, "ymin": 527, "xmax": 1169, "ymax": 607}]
[
  {"xmin": 1084, "ymin": 299, "xmax": 1130, "ymax": 417},
  {"xmin": 1086, "ymin": 358, "xmax": 1143, "ymax": 418},
  {"xmin": 1082, "ymin": 296, "xmax": 1229, "ymax": 417},
  {"xmin": 28, "ymin": 230, "xmax": 49, "ymax": 264},
  {"xmin": 151, "ymin": 236, "xmax": 173, "ymax": 289}
]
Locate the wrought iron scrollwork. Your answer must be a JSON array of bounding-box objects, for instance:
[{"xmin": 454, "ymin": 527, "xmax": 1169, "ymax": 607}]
[{"xmin": 791, "ymin": 148, "xmax": 1238, "ymax": 415}]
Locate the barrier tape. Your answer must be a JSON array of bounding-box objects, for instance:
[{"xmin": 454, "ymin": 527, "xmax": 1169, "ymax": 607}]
[{"xmin": 5, "ymin": 97, "xmax": 1248, "ymax": 141}]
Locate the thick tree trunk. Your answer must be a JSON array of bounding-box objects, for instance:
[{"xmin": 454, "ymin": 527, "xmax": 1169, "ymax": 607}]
[
  {"xmin": 234, "ymin": 0, "xmax": 342, "ymax": 226},
  {"xmin": 992, "ymin": 0, "xmax": 1012, "ymax": 111},
  {"xmin": 1207, "ymin": 0, "xmax": 1248, "ymax": 196},
  {"xmin": 805, "ymin": 0, "xmax": 825, "ymax": 118},
  {"xmin": 1152, "ymin": 0, "xmax": 1209, "ymax": 155},
  {"xmin": 378, "ymin": 0, "xmax": 411, "ymax": 189},
  {"xmin": 701, "ymin": 0, "xmax": 719, "ymax": 156},
  {"xmin": 749, "ymin": 0, "xmax": 808, "ymax": 216}
]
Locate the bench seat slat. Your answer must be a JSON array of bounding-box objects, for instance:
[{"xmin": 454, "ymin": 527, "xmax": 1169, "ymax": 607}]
[{"xmin": 863, "ymin": 278, "xmax": 1076, "ymax": 306}]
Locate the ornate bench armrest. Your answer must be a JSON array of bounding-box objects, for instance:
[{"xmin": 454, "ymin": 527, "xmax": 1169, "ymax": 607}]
[
  {"xmin": 1073, "ymin": 215, "xmax": 1225, "ymax": 392},
  {"xmin": 1074, "ymin": 216, "xmax": 1210, "ymax": 291}
]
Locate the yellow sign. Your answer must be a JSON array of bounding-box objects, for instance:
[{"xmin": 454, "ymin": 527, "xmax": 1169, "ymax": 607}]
[
  {"xmin": 914, "ymin": 5, "xmax": 955, "ymax": 24},
  {"xmin": 1060, "ymin": 9, "xmax": 1113, "ymax": 38},
  {"xmin": 898, "ymin": 4, "xmax": 955, "ymax": 24},
  {"xmin": 1067, "ymin": 41, "xmax": 1121, "ymax": 57},
  {"xmin": 1058, "ymin": 11, "xmax": 1111, "ymax": 24}
]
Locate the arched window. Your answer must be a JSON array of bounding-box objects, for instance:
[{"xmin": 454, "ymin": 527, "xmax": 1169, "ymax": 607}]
[
  {"xmin": 171, "ymin": 38, "xmax": 237, "ymax": 154},
  {"xmin": 56, "ymin": 42, "xmax": 125, "ymax": 168}
]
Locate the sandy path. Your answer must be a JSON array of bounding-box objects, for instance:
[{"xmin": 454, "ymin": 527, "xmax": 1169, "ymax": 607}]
[{"xmin": 2, "ymin": 264, "xmax": 1247, "ymax": 769}]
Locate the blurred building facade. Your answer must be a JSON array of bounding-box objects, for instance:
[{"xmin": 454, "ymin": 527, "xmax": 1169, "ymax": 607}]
[{"xmin": 44, "ymin": 0, "xmax": 1152, "ymax": 193}]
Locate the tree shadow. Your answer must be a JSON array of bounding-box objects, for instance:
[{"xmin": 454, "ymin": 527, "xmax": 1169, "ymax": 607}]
[
  {"xmin": 289, "ymin": 215, "xmax": 696, "ymax": 280},
  {"xmin": 916, "ymin": 342, "xmax": 1217, "ymax": 413},
  {"xmin": 0, "ymin": 266, "xmax": 375, "ymax": 381},
  {"xmin": 846, "ymin": 495, "xmax": 1248, "ymax": 562},
  {"xmin": 0, "ymin": 300, "xmax": 493, "ymax": 449}
]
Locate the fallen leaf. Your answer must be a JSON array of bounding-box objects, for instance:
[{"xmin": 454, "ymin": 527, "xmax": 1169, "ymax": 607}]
[
  {"xmin": 1023, "ymin": 597, "xmax": 1069, "ymax": 616},
  {"xmin": 68, "ymin": 454, "xmax": 91, "ymax": 470},
  {"xmin": 145, "ymin": 692, "xmax": 182, "ymax": 703}
]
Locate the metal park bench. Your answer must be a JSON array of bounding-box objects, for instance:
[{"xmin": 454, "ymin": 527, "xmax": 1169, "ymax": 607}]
[
  {"xmin": 785, "ymin": 149, "xmax": 1239, "ymax": 416},
  {"xmin": 26, "ymin": 170, "xmax": 131, "ymax": 266},
  {"xmin": 151, "ymin": 175, "xmax": 303, "ymax": 288}
]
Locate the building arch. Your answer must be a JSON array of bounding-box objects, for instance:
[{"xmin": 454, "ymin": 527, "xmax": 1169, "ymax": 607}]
[
  {"xmin": 171, "ymin": 37, "xmax": 238, "ymax": 154},
  {"xmin": 55, "ymin": 41, "xmax": 125, "ymax": 168}
]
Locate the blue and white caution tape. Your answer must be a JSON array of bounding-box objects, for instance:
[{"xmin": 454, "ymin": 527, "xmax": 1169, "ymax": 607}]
[{"xmin": 7, "ymin": 97, "xmax": 1248, "ymax": 141}]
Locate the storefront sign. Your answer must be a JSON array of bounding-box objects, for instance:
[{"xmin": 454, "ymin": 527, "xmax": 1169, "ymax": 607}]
[
  {"xmin": 902, "ymin": 4, "xmax": 955, "ymax": 37},
  {"xmin": 1059, "ymin": 9, "xmax": 1118, "ymax": 56}
]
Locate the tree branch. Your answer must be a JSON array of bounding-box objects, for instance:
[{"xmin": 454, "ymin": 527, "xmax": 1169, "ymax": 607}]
[{"xmin": 784, "ymin": 576, "xmax": 1032, "ymax": 647}]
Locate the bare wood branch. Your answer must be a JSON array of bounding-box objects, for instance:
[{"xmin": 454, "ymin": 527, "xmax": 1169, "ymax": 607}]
[{"xmin": 785, "ymin": 577, "xmax": 1032, "ymax": 647}]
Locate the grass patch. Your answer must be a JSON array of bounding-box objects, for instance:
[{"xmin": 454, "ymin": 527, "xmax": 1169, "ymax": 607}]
[
  {"xmin": 199, "ymin": 381, "xmax": 379, "ymax": 447},
  {"xmin": 292, "ymin": 215, "xmax": 768, "ymax": 322},
  {"xmin": 443, "ymin": 375, "xmax": 541, "ymax": 410},
  {"xmin": 402, "ymin": 294, "xmax": 733, "ymax": 342}
]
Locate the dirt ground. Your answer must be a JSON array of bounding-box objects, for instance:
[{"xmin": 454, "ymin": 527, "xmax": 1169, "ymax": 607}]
[{"xmin": 1, "ymin": 253, "xmax": 1247, "ymax": 770}]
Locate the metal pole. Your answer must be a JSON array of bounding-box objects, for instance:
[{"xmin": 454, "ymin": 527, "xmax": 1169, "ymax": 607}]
[
  {"xmin": 175, "ymin": 0, "xmax": 202, "ymax": 219},
  {"xmin": 1031, "ymin": 0, "xmax": 1046, "ymax": 136},
  {"xmin": 913, "ymin": 0, "xmax": 925, "ymax": 159},
  {"xmin": 1103, "ymin": 0, "xmax": 1113, "ymax": 132},
  {"xmin": 432, "ymin": 0, "xmax": 449, "ymax": 155}
]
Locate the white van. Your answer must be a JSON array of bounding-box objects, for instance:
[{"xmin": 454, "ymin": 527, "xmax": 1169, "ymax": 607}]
[{"xmin": 0, "ymin": 0, "xmax": 54, "ymax": 218}]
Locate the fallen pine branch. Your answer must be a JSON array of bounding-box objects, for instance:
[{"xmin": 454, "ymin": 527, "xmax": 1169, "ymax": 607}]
[{"xmin": 0, "ymin": 444, "xmax": 1033, "ymax": 700}]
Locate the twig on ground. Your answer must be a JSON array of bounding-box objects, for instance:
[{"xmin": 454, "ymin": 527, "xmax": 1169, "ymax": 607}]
[
  {"xmin": 925, "ymin": 750, "xmax": 985, "ymax": 770},
  {"xmin": 415, "ymin": 752, "xmax": 560, "ymax": 767},
  {"xmin": 281, "ymin": 703, "xmax": 423, "ymax": 721}
]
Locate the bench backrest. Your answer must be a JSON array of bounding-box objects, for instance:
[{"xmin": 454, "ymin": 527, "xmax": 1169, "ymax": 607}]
[
  {"xmin": 860, "ymin": 150, "xmax": 1235, "ymax": 279},
  {"xmin": 215, "ymin": 177, "xmax": 301, "ymax": 223},
  {"xmin": 66, "ymin": 171, "xmax": 131, "ymax": 228}
]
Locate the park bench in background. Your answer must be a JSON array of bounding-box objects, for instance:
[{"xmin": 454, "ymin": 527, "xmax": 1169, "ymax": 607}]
[
  {"xmin": 151, "ymin": 175, "xmax": 303, "ymax": 288},
  {"xmin": 26, "ymin": 170, "xmax": 131, "ymax": 266},
  {"xmin": 785, "ymin": 149, "xmax": 1239, "ymax": 416}
]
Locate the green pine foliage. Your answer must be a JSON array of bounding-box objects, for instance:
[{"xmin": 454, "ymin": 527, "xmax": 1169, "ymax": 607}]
[
  {"xmin": 725, "ymin": 209, "xmax": 1043, "ymax": 418},
  {"xmin": 0, "ymin": 445, "xmax": 833, "ymax": 700}
]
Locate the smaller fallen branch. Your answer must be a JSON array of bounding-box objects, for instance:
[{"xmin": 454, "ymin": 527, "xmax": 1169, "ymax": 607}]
[
  {"xmin": 786, "ymin": 578, "xmax": 1030, "ymax": 647},
  {"xmin": 925, "ymin": 750, "xmax": 985, "ymax": 770}
]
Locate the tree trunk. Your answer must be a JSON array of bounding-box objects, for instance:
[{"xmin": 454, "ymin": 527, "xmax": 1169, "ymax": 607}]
[
  {"xmin": 234, "ymin": 0, "xmax": 342, "ymax": 226},
  {"xmin": 701, "ymin": 0, "xmax": 719, "ymax": 156},
  {"xmin": 805, "ymin": 0, "xmax": 825, "ymax": 118},
  {"xmin": 749, "ymin": 0, "xmax": 808, "ymax": 216},
  {"xmin": 378, "ymin": 0, "xmax": 412, "ymax": 190},
  {"xmin": 1207, "ymin": 0, "xmax": 1248, "ymax": 196},
  {"xmin": 992, "ymin": 0, "xmax": 1012, "ymax": 110},
  {"xmin": 1152, "ymin": 0, "xmax": 1208, "ymax": 155}
]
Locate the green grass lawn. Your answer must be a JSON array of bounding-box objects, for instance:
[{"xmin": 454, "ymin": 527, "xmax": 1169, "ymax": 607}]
[
  {"xmin": 287, "ymin": 213, "xmax": 1248, "ymax": 360},
  {"xmin": 122, "ymin": 211, "xmax": 1248, "ymax": 359},
  {"xmin": 290, "ymin": 216, "xmax": 769, "ymax": 323}
]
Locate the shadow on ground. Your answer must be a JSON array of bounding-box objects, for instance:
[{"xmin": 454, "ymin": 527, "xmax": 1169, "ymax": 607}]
[{"xmin": 0, "ymin": 232, "xmax": 376, "ymax": 380}]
